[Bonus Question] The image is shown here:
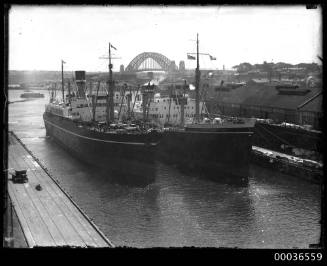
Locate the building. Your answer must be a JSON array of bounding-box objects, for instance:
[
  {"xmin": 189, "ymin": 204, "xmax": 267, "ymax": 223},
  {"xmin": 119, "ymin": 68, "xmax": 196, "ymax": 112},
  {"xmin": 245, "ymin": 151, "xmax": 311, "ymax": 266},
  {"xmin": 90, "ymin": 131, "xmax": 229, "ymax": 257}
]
[
  {"xmin": 169, "ymin": 61, "xmax": 178, "ymax": 72},
  {"xmin": 205, "ymin": 79, "xmax": 322, "ymax": 129},
  {"xmin": 179, "ymin": 61, "xmax": 185, "ymax": 72}
]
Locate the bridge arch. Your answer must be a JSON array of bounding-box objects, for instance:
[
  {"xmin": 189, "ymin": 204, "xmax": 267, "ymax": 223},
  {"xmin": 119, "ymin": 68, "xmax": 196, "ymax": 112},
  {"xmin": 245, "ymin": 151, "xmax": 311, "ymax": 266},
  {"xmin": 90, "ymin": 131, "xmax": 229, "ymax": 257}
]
[{"xmin": 125, "ymin": 52, "xmax": 171, "ymax": 72}]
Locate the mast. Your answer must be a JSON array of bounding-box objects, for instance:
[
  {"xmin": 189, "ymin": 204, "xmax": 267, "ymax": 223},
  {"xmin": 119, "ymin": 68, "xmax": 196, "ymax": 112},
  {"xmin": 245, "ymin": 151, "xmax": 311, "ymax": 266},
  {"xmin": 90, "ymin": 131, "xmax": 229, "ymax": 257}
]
[
  {"xmin": 61, "ymin": 60, "xmax": 65, "ymax": 103},
  {"xmin": 118, "ymin": 83, "xmax": 127, "ymax": 121},
  {"xmin": 142, "ymin": 82, "xmax": 153, "ymax": 122},
  {"xmin": 167, "ymin": 85, "xmax": 172, "ymax": 124},
  {"xmin": 67, "ymin": 80, "xmax": 71, "ymax": 104},
  {"xmin": 142, "ymin": 84, "xmax": 148, "ymax": 122},
  {"xmin": 127, "ymin": 86, "xmax": 132, "ymax": 118},
  {"xmin": 99, "ymin": 42, "xmax": 120, "ymax": 124},
  {"xmin": 180, "ymin": 80, "xmax": 187, "ymax": 126},
  {"xmin": 131, "ymin": 84, "xmax": 140, "ymax": 118},
  {"xmin": 106, "ymin": 42, "xmax": 115, "ymax": 124},
  {"xmin": 195, "ymin": 33, "xmax": 200, "ymax": 123},
  {"xmin": 93, "ymin": 81, "xmax": 100, "ymax": 122}
]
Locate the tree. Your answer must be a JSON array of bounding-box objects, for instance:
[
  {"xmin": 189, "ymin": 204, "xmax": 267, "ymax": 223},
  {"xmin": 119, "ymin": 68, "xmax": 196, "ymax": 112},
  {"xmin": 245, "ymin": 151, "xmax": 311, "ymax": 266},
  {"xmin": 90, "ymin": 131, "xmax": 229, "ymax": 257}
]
[
  {"xmin": 262, "ymin": 61, "xmax": 274, "ymax": 81},
  {"xmin": 233, "ymin": 62, "xmax": 253, "ymax": 73}
]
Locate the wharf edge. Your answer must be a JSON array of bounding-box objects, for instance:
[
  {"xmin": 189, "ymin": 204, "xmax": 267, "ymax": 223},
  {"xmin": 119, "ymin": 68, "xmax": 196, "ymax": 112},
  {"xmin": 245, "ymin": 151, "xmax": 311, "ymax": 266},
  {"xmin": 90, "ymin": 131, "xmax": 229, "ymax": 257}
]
[{"xmin": 6, "ymin": 131, "xmax": 114, "ymax": 248}]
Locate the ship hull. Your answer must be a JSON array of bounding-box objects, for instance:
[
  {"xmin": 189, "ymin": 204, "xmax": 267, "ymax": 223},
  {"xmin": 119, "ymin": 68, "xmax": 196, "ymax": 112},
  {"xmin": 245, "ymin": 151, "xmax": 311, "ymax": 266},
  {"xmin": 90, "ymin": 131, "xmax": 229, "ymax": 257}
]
[
  {"xmin": 43, "ymin": 112, "xmax": 161, "ymax": 185},
  {"xmin": 254, "ymin": 122, "xmax": 322, "ymax": 155},
  {"xmin": 159, "ymin": 129, "xmax": 253, "ymax": 185}
]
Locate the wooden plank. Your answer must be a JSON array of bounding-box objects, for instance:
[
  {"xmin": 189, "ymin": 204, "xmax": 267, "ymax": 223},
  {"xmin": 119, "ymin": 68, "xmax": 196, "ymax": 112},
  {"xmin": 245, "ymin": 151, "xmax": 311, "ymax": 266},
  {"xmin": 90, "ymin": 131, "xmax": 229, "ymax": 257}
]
[
  {"xmin": 8, "ymin": 184, "xmax": 36, "ymax": 247},
  {"xmin": 14, "ymin": 170, "xmax": 67, "ymax": 246},
  {"xmin": 40, "ymin": 177, "xmax": 108, "ymax": 247},
  {"xmin": 25, "ymin": 173, "xmax": 88, "ymax": 246},
  {"xmin": 8, "ymin": 133, "xmax": 111, "ymax": 247},
  {"xmin": 8, "ymin": 151, "xmax": 57, "ymax": 246},
  {"xmin": 16, "ymin": 145, "xmax": 99, "ymax": 247},
  {"xmin": 9, "ymin": 182, "xmax": 56, "ymax": 246},
  {"xmin": 34, "ymin": 177, "xmax": 98, "ymax": 247},
  {"xmin": 10, "ymin": 146, "xmax": 86, "ymax": 247},
  {"xmin": 15, "ymin": 145, "xmax": 106, "ymax": 247},
  {"xmin": 32, "ymin": 172, "xmax": 98, "ymax": 246}
]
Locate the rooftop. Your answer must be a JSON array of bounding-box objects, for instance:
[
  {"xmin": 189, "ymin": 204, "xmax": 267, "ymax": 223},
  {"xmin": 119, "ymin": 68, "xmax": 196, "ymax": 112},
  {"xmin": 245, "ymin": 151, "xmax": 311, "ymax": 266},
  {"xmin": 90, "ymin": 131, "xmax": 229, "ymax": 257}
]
[{"xmin": 208, "ymin": 81, "xmax": 322, "ymax": 112}]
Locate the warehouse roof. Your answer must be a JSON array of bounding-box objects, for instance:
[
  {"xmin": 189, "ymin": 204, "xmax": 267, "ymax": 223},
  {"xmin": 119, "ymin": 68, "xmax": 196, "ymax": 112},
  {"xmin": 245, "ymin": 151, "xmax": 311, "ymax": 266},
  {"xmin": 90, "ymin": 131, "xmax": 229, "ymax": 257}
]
[
  {"xmin": 297, "ymin": 92, "xmax": 322, "ymax": 112},
  {"xmin": 211, "ymin": 82, "xmax": 322, "ymax": 112}
]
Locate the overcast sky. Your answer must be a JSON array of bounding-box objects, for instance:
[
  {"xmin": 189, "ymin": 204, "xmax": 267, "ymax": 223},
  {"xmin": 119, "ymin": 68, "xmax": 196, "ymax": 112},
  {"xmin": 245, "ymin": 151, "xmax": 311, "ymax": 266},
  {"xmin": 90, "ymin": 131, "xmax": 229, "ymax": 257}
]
[{"xmin": 9, "ymin": 5, "xmax": 322, "ymax": 72}]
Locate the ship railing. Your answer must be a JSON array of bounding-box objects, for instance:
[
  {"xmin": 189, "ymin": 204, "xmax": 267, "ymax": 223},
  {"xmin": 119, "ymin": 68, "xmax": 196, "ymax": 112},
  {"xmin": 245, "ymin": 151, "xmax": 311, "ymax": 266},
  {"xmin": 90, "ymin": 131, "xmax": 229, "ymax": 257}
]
[{"xmin": 186, "ymin": 116, "xmax": 249, "ymax": 126}]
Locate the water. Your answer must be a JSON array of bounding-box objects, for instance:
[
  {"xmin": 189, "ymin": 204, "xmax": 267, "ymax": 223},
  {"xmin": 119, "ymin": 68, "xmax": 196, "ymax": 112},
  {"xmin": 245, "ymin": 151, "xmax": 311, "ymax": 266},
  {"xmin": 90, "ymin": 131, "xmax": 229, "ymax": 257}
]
[{"xmin": 7, "ymin": 89, "xmax": 321, "ymax": 248}]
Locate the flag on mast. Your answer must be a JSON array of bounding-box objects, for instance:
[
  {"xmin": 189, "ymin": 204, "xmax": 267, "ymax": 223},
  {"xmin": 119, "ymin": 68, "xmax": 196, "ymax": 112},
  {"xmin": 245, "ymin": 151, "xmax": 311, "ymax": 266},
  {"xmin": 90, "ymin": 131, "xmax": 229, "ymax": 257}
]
[
  {"xmin": 110, "ymin": 44, "xmax": 117, "ymax": 50},
  {"xmin": 62, "ymin": 60, "xmax": 66, "ymax": 64},
  {"xmin": 209, "ymin": 55, "xmax": 216, "ymax": 60},
  {"xmin": 187, "ymin": 54, "xmax": 196, "ymax": 60}
]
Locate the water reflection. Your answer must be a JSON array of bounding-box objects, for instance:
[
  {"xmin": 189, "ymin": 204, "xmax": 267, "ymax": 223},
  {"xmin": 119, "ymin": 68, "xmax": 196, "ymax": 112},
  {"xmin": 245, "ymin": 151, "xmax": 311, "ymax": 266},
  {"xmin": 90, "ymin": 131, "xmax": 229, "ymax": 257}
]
[
  {"xmin": 247, "ymin": 165, "xmax": 321, "ymax": 248},
  {"xmin": 176, "ymin": 164, "xmax": 249, "ymax": 187},
  {"xmin": 93, "ymin": 161, "xmax": 157, "ymax": 188},
  {"xmin": 152, "ymin": 163, "xmax": 257, "ymax": 247}
]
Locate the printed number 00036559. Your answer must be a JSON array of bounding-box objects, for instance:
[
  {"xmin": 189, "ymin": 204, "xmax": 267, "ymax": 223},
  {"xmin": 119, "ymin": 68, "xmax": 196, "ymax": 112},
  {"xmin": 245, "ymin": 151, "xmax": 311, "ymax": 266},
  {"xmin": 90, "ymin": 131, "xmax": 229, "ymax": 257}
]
[{"xmin": 274, "ymin": 253, "xmax": 322, "ymax": 261}]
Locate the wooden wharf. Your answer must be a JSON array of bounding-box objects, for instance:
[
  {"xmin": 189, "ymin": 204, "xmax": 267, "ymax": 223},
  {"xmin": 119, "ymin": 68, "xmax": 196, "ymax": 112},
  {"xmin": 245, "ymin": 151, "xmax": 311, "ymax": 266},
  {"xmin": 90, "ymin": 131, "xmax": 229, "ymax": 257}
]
[{"xmin": 6, "ymin": 131, "xmax": 114, "ymax": 248}]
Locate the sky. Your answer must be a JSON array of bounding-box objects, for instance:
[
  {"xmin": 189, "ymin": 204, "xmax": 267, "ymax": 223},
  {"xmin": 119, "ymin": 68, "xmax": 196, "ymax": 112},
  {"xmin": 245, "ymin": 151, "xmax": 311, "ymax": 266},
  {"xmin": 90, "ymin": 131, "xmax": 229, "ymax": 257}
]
[{"xmin": 8, "ymin": 5, "xmax": 322, "ymax": 72}]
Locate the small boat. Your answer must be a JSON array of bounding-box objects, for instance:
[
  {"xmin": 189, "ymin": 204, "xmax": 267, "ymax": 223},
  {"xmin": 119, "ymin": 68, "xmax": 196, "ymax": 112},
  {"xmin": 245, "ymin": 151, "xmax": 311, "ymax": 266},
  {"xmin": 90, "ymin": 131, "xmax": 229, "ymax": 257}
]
[{"xmin": 20, "ymin": 92, "xmax": 44, "ymax": 98}]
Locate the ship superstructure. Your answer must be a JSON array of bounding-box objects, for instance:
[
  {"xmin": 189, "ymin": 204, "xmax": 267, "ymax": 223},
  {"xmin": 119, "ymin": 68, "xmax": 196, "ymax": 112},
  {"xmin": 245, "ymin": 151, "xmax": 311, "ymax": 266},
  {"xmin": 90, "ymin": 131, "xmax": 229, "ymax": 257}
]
[{"xmin": 132, "ymin": 91, "xmax": 206, "ymax": 126}]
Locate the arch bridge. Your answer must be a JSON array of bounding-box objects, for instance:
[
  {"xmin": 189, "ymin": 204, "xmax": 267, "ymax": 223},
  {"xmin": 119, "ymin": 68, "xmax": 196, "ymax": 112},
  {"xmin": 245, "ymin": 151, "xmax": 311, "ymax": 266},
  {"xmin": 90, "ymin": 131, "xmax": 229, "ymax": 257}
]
[{"xmin": 125, "ymin": 52, "xmax": 171, "ymax": 72}]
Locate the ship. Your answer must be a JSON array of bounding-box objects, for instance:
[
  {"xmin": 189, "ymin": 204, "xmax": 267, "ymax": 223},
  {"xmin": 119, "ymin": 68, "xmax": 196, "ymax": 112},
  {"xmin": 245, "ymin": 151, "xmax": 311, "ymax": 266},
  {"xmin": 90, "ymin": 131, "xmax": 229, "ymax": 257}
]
[
  {"xmin": 43, "ymin": 43, "xmax": 162, "ymax": 185},
  {"xmin": 253, "ymin": 119, "xmax": 322, "ymax": 161},
  {"xmin": 20, "ymin": 92, "xmax": 44, "ymax": 98},
  {"xmin": 147, "ymin": 34, "xmax": 255, "ymax": 183}
]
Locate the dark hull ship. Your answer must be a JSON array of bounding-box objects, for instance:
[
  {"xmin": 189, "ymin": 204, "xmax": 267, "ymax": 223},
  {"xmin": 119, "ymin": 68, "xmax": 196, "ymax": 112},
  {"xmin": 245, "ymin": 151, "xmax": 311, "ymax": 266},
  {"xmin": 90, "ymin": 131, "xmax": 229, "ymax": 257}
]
[
  {"xmin": 159, "ymin": 128, "xmax": 253, "ymax": 183},
  {"xmin": 157, "ymin": 34, "xmax": 255, "ymax": 184},
  {"xmin": 43, "ymin": 44, "xmax": 162, "ymax": 185},
  {"xmin": 254, "ymin": 120, "xmax": 322, "ymax": 160},
  {"xmin": 43, "ymin": 112, "xmax": 161, "ymax": 184}
]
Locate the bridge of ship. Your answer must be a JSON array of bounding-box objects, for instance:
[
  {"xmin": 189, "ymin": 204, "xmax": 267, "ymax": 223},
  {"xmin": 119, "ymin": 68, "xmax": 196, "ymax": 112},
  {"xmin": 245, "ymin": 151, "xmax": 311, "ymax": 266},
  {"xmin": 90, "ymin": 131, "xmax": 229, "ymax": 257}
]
[{"xmin": 125, "ymin": 52, "xmax": 171, "ymax": 72}]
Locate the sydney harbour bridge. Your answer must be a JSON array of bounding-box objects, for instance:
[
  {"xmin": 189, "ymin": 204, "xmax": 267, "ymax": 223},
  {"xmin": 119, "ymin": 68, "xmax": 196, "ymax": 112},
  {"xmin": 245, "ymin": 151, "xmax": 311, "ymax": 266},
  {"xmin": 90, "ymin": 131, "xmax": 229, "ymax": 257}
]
[{"xmin": 123, "ymin": 52, "xmax": 183, "ymax": 73}]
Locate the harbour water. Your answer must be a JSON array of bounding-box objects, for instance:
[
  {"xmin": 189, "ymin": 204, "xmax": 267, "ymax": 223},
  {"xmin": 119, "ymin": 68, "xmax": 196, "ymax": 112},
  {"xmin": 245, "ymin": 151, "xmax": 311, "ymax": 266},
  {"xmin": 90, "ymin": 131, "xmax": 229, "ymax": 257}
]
[{"xmin": 7, "ymin": 89, "xmax": 321, "ymax": 248}]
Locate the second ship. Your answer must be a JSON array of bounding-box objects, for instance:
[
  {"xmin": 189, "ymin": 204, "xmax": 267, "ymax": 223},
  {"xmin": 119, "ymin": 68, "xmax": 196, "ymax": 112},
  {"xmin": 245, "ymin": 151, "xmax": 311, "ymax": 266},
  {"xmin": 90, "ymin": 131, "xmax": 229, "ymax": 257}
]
[
  {"xmin": 133, "ymin": 34, "xmax": 255, "ymax": 183},
  {"xmin": 158, "ymin": 34, "xmax": 255, "ymax": 183}
]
